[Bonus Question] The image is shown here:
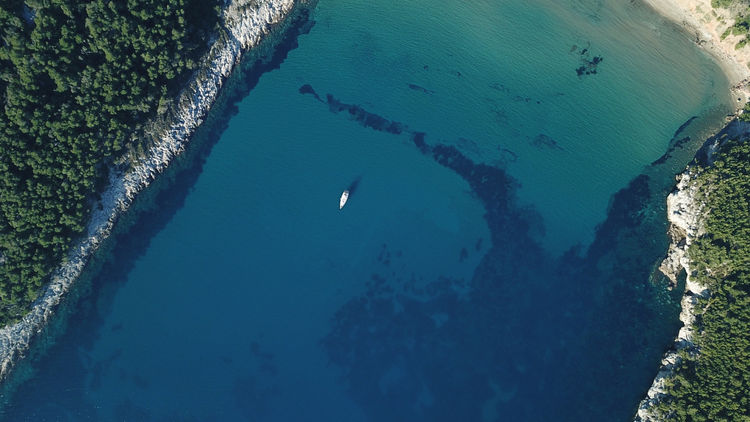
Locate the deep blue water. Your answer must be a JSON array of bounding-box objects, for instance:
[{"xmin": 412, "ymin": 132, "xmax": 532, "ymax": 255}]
[{"xmin": 0, "ymin": 1, "xmax": 735, "ymax": 421}]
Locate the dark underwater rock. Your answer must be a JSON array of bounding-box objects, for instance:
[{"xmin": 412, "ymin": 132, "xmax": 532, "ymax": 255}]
[{"xmin": 531, "ymin": 133, "xmax": 563, "ymax": 150}]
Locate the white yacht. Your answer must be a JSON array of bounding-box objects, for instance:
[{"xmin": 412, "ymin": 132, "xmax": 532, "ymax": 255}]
[{"xmin": 339, "ymin": 190, "xmax": 349, "ymax": 209}]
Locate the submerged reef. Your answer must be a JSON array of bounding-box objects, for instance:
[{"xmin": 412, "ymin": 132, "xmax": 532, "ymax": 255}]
[
  {"xmin": 530, "ymin": 133, "xmax": 564, "ymax": 151},
  {"xmin": 407, "ymin": 83, "xmax": 435, "ymax": 95},
  {"xmin": 301, "ymin": 85, "xmax": 682, "ymax": 421},
  {"xmin": 573, "ymin": 44, "xmax": 604, "ymax": 76},
  {"xmin": 650, "ymin": 116, "xmax": 699, "ymax": 167}
]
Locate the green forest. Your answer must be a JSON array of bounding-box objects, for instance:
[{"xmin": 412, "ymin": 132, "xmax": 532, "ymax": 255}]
[
  {"xmin": 0, "ymin": 0, "xmax": 220, "ymax": 323},
  {"xmin": 654, "ymin": 137, "xmax": 750, "ymax": 421}
]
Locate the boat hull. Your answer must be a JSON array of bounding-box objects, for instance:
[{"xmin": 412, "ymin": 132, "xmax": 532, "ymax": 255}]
[{"xmin": 339, "ymin": 190, "xmax": 349, "ymax": 209}]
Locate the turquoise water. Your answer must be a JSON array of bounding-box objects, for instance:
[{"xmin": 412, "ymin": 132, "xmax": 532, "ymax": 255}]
[{"xmin": 0, "ymin": 0, "xmax": 734, "ymax": 421}]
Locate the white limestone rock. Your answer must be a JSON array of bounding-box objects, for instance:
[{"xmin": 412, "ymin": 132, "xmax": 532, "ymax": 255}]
[{"xmin": 635, "ymin": 172, "xmax": 710, "ymax": 421}]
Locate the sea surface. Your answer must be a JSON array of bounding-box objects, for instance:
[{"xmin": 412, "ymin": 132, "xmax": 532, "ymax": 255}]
[{"xmin": 0, "ymin": 0, "xmax": 734, "ymax": 421}]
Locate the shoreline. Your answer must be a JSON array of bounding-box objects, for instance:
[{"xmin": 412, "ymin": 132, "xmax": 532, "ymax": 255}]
[
  {"xmin": 635, "ymin": 122, "xmax": 750, "ymax": 420},
  {"xmin": 641, "ymin": 0, "xmax": 750, "ymax": 107},
  {"xmin": 635, "ymin": 119, "xmax": 750, "ymax": 420},
  {"xmin": 636, "ymin": 0, "xmax": 750, "ymax": 418},
  {"xmin": 635, "ymin": 170, "xmax": 708, "ymax": 421},
  {"xmin": 0, "ymin": 0, "xmax": 297, "ymax": 383}
]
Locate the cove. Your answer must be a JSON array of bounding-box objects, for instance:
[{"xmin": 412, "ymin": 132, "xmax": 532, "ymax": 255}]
[{"xmin": 0, "ymin": 0, "xmax": 734, "ymax": 421}]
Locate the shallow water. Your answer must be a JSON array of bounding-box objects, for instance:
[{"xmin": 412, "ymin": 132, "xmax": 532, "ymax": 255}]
[{"xmin": 0, "ymin": 0, "xmax": 733, "ymax": 421}]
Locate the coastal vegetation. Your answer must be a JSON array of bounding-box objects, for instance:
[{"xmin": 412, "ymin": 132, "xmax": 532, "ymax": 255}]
[
  {"xmin": 715, "ymin": 0, "xmax": 750, "ymax": 48},
  {"xmin": 0, "ymin": 0, "xmax": 220, "ymax": 323},
  {"xmin": 654, "ymin": 138, "xmax": 750, "ymax": 421}
]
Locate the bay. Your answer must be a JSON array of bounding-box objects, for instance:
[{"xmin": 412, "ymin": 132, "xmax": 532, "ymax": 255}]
[{"xmin": 0, "ymin": 0, "xmax": 733, "ymax": 421}]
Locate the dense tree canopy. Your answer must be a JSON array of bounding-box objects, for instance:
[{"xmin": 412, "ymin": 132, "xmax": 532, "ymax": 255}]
[
  {"xmin": 0, "ymin": 0, "xmax": 219, "ymax": 323},
  {"xmin": 654, "ymin": 139, "xmax": 750, "ymax": 421}
]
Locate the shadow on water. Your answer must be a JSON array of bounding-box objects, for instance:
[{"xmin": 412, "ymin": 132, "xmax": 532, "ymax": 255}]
[
  {"xmin": 347, "ymin": 176, "xmax": 363, "ymax": 196},
  {"xmin": 0, "ymin": 4, "xmax": 318, "ymax": 421}
]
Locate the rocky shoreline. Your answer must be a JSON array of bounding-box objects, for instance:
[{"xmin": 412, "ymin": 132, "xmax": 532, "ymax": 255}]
[
  {"xmin": 0, "ymin": 0, "xmax": 296, "ymax": 382},
  {"xmin": 633, "ymin": 0, "xmax": 750, "ymax": 418},
  {"xmin": 635, "ymin": 119, "xmax": 750, "ymax": 420},
  {"xmin": 635, "ymin": 170, "xmax": 709, "ymax": 421}
]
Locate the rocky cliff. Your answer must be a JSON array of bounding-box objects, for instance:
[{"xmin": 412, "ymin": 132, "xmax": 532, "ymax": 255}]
[
  {"xmin": 635, "ymin": 118, "xmax": 750, "ymax": 421},
  {"xmin": 635, "ymin": 171, "xmax": 710, "ymax": 421}
]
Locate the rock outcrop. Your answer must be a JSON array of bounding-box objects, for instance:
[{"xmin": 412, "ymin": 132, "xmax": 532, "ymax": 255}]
[
  {"xmin": 635, "ymin": 118, "xmax": 750, "ymax": 420},
  {"xmin": 0, "ymin": 0, "xmax": 296, "ymax": 382},
  {"xmin": 635, "ymin": 171, "xmax": 710, "ymax": 421}
]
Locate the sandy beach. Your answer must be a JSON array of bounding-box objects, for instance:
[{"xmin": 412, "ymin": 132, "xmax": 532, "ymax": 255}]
[{"xmin": 642, "ymin": 0, "xmax": 750, "ymax": 108}]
